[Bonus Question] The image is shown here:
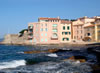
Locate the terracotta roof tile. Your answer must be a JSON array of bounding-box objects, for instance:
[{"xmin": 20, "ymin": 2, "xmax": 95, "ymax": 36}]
[
  {"xmin": 84, "ymin": 25, "xmax": 95, "ymax": 28},
  {"xmin": 61, "ymin": 20, "xmax": 71, "ymax": 24},
  {"xmin": 73, "ymin": 24, "xmax": 84, "ymax": 26},
  {"xmin": 39, "ymin": 17, "xmax": 60, "ymax": 20}
]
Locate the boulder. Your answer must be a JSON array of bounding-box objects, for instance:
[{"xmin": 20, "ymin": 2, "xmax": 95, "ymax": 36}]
[
  {"xmin": 24, "ymin": 48, "xmax": 59, "ymax": 54},
  {"xmin": 68, "ymin": 56, "xmax": 87, "ymax": 62},
  {"xmin": 91, "ymin": 65, "xmax": 100, "ymax": 73},
  {"xmin": 53, "ymin": 49, "xmax": 72, "ymax": 53},
  {"xmin": 24, "ymin": 51, "xmax": 41, "ymax": 54},
  {"xmin": 87, "ymin": 46, "xmax": 100, "ymax": 64}
]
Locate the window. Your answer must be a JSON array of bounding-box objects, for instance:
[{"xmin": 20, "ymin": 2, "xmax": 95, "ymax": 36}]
[
  {"xmin": 87, "ymin": 33, "xmax": 90, "ymax": 36},
  {"xmin": 74, "ymin": 36, "xmax": 76, "ymax": 39},
  {"xmin": 52, "ymin": 24, "xmax": 57, "ymax": 27},
  {"xmin": 63, "ymin": 26, "xmax": 65, "ymax": 30},
  {"xmin": 66, "ymin": 38, "xmax": 69, "ymax": 41},
  {"xmin": 40, "ymin": 28, "xmax": 43, "ymax": 31},
  {"xmin": 81, "ymin": 36, "xmax": 82, "ymax": 39},
  {"xmin": 36, "ymin": 29, "xmax": 38, "ymax": 31},
  {"xmin": 87, "ymin": 28, "xmax": 90, "ymax": 31},
  {"xmin": 81, "ymin": 30, "xmax": 82, "ymax": 34},
  {"xmin": 77, "ymin": 31, "xmax": 79, "ymax": 34},
  {"xmin": 62, "ymin": 38, "xmax": 65, "ymax": 41},
  {"xmin": 45, "ymin": 28, "xmax": 48, "ymax": 31},
  {"xmin": 65, "ymin": 32, "xmax": 68, "ymax": 35},
  {"xmin": 45, "ymin": 33, "xmax": 47, "ymax": 36},
  {"xmin": 69, "ymin": 32, "xmax": 71, "ymax": 35},
  {"xmin": 41, "ymin": 39, "xmax": 43, "ymax": 42},
  {"xmin": 36, "ymin": 24, "xmax": 38, "ymax": 27},
  {"xmin": 41, "ymin": 33, "xmax": 43, "ymax": 36},
  {"xmin": 52, "ymin": 33, "xmax": 58, "ymax": 38},
  {"xmin": 67, "ymin": 26, "xmax": 70, "ymax": 30},
  {"xmin": 62, "ymin": 32, "xmax": 64, "ymax": 35},
  {"xmin": 45, "ymin": 24, "xmax": 47, "ymax": 27},
  {"xmin": 62, "ymin": 38, "xmax": 69, "ymax": 41},
  {"xmin": 52, "ymin": 29, "xmax": 57, "ymax": 32},
  {"xmin": 45, "ymin": 39, "xmax": 47, "ymax": 42}
]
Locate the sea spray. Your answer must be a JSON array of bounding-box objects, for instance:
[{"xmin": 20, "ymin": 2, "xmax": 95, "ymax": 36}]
[
  {"xmin": 0, "ymin": 60, "xmax": 26, "ymax": 70},
  {"xmin": 47, "ymin": 53, "xmax": 58, "ymax": 57}
]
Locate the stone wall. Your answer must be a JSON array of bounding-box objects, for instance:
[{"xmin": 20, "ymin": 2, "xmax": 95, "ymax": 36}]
[{"xmin": 2, "ymin": 32, "xmax": 29, "ymax": 45}]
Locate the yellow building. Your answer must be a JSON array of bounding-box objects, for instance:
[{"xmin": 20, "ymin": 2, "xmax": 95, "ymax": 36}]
[
  {"xmin": 95, "ymin": 23, "xmax": 100, "ymax": 42},
  {"xmin": 60, "ymin": 20, "xmax": 72, "ymax": 43}
]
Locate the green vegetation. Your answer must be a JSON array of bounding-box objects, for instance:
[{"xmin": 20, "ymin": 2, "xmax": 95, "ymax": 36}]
[
  {"xmin": 19, "ymin": 29, "xmax": 28, "ymax": 34},
  {"xmin": 19, "ymin": 29, "xmax": 28, "ymax": 37}
]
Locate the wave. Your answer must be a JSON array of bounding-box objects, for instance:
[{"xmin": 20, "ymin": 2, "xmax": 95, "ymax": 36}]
[
  {"xmin": 0, "ymin": 60, "xmax": 26, "ymax": 70},
  {"xmin": 17, "ymin": 51, "xmax": 24, "ymax": 54},
  {"xmin": 47, "ymin": 53, "xmax": 58, "ymax": 57}
]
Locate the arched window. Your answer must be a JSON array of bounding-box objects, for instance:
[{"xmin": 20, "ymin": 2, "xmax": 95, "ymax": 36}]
[{"xmin": 52, "ymin": 33, "xmax": 58, "ymax": 38}]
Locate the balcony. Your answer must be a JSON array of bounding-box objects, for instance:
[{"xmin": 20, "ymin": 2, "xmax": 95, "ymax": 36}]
[
  {"xmin": 51, "ymin": 37, "xmax": 58, "ymax": 40},
  {"xmin": 51, "ymin": 36, "xmax": 58, "ymax": 40}
]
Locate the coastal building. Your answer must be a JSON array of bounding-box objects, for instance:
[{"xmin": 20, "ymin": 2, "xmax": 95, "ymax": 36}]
[
  {"xmin": 72, "ymin": 19, "xmax": 84, "ymax": 41},
  {"xmin": 28, "ymin": 17, "xmax": 72, "ymax": 44},
  {"xmin": 84, "ymin": 23, "xmax": 95, "ymax": 41},
  {"xmin": 60, "ymin": 20, "xmax": 72, "ymax": 43},
  {"xmin": 72, "ymin": 16, "xmax": 95, "ymax": 41},
  {"xmin": 94, "ymin": 19, "xmax": 100, "ymax": 42},
  {"xmin": 83, "ymin": 18, "xmax": 100, "ymax": 42}
]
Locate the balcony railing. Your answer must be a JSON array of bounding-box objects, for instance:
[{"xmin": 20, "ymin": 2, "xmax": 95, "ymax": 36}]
[{"xmin": 51, "ymin": 36, "xmax": 58, "ymax": 40}]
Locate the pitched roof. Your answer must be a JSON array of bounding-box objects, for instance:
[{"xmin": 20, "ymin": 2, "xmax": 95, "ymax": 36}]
[
  {"xmin": 84, "ymin": 24, "xmax": 95, "ymax": 28},
  {"xmin": 73, "ymin": 24, "xmax": 84, "ymax": 26},
  {"xmin": 38, "ymin": 17, "xmax": 60, "ymax": 20},
  {"xmin": 61, "ymin": 20, "xmax": 71, "ymax": 24}
]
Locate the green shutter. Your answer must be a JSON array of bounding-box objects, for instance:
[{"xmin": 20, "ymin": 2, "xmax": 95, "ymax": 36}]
[{"xmin": 63, "ymin": 26, "xmax": 65, "ymax": 30}]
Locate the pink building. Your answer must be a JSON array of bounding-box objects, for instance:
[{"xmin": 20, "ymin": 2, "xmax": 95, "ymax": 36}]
[
  {"xmin": 28, "ymin": 17, "xmax": 72, "ymax": 44},
  {"xmin": 72, "ymin": 16, "xmax": 95, "ymax": 41}
]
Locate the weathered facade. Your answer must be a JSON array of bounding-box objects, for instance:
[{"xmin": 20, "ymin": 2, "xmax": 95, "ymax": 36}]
[{"xmin": 28, "ymin": 17, "xmax": 72, "ymax": 44}]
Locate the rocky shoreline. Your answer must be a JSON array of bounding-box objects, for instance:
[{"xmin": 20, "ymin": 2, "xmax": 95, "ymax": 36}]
[{"xmin": 0, "ymin": 43, "xmax": 100, "ymax": 72}]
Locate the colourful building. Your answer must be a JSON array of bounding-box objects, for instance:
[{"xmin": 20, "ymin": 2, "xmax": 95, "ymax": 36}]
[
  {"xmin": 60, "ymin": 20, "xmax": 72, "ymax": 43},
  {"xmin": 72, "ymin": 16, "xmax": 95, "ymax": 41},
  {"xmin": 28, "ymin": 17, "xmax": 72, "ymax": 44}
]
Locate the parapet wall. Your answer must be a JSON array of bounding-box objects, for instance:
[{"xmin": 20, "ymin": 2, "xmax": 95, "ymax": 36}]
[{"xmin": 2, "ymin": 33, "xmax": 29, "ymax": 45}]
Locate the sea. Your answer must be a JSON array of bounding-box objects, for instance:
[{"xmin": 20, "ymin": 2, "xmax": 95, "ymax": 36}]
[{"xmin": 0, "ymin": 44, "xmax": 97, "ymax": 73}]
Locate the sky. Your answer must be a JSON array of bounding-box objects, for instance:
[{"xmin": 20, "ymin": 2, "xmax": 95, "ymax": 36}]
[{"xmin": 0, "ymin": 0, "xmax": 100, "ymax": 38}]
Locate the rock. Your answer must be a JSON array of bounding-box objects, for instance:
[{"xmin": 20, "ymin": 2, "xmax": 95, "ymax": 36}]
[
  {"xmin": 47, "ymin": 48, "xmax": 59, "ymax": 53},
  {"xmin": 24, "ymin": 48, "xmax": 59, "ymax": 54},
  {"xmin": 68, "ymin": 56, "xmax": 87, "ymax": 62},
  {"xmin": 25, "ymin": 56, "xmax": 58, "ymax": 65},
  {"xmin": 87, "ymin": 46, "xmax": 100, "ymax": 64},
  {"xmin": 91, "ymin": 65, "xmax": 100, "ymax": 73},
  {"xmin": 24, "ymin": 51, "xmax": 41, "ymax": 54},
  {"xmin": 53, "ymin": 49, "xmax": 72, "ymax": 53}
]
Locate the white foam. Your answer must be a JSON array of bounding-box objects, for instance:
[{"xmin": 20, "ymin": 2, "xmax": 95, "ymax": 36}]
[
  {"xmin": 47, "ymin": 53, "xmax": 58, "ymax": 57},
  {"xmin": 0, "ymin": 60, "xmax": 26, "ymax": 70},
  {"xmin": 17, "ymin": 51, "xmax": 24, "ymax": 54}
]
